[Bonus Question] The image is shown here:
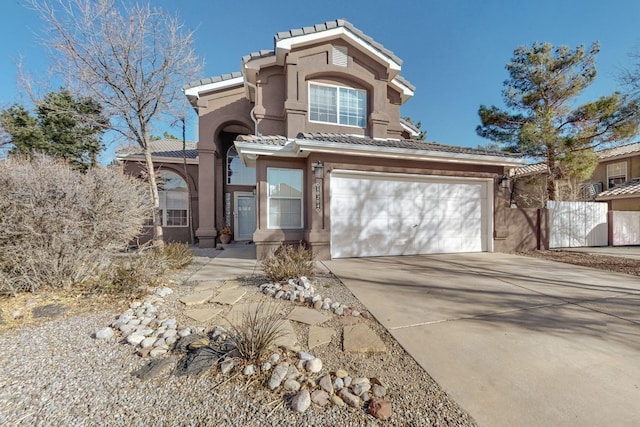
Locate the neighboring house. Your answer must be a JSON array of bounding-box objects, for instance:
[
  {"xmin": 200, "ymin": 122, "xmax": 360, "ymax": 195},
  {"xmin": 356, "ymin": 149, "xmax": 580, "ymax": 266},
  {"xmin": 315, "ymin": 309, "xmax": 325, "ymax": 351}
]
[
  {"xmin": 116, "ymin": 139, "xmax": 199, "ymax": 244},
  {"xmin": 511, "ymin": 141, "xmax": 640, "ymax": 210},
  {"xmin": 592, "ymin": 142, "xmax": 640, "ymax": 210},
  {"xmin": 180, "ymin": 19, "xmax": 523, "ymax": 259}
]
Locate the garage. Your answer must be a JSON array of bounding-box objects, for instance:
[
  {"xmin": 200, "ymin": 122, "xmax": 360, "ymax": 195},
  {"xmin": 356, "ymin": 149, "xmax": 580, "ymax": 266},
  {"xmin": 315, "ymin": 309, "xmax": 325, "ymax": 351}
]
[{"xmin": 330, "ymin": 171, "xmax": 492, "ymax": 258}]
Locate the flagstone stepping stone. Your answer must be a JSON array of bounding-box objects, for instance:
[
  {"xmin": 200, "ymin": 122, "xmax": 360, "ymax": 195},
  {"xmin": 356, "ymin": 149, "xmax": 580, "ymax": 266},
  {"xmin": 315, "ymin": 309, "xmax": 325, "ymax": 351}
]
[
  {"xmin": 308, "ymin": 325, "xmax": 335, "ymax": 349},
  {"xmin": 287, "ymin": 306, "xmax": 331, "ymax": 325},
  {"xmin": 180, "ymin": 290, "xmax": 215, "ymax": 306},
  {"xmin": 225, "ymin": 302, "xmax": 282, "ymax": 324},
  {"xmin": 217, "ymin": 279, "xmax": 242, "ymax": 291},
  {"xmin": 211, "ymin": 287, "xmax": 247, "ymax": 305},
  {"xmin": 193, "ymin": 281, "xmax": 221, "ymax": 292},
  {"xmin": 32, "ymin": 304, "xmax": 68, "ymax": 319},
  {"xmin": 184, "ymin": 307, "xmax": 222, "ymax": 323},
  {"xmin": 274, "ymin": 319, "xmax": 299, "ymax": 351},
  {"xmin": 343, "ymin": 323, "xmax": 386, "ymax": 353}
]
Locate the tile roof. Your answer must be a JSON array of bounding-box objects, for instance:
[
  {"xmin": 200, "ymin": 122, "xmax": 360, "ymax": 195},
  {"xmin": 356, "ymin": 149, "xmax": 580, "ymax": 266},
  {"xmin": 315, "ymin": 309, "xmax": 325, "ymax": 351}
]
[
  {"xmin": 511, "ymin": 162, "xmax": 547, "ymax": 176},
  {"xmin": 275, "ymin": 19, "xmax": 403, "ymax": 66},
  {"xmin": 596, "ymin": 178, "xmax": 640, "ymax": 200},
  {"xmin": 298, "ymin": 133, "xmax": 521, "ymax": 158},
  {"xmin": 241, "ymin": 50, "xmax": 275, "ymax": 64},
  {"xmin": 238, "ymin": 132, "xmax": 521, "ymax": 159},
  {"xmin": 597, "ymin": 142, "xmax": 640, "ymax": 160},
  {"xmin": 117, "ymin": 139, "xmax": 198, "ymax": 160},
  {"xmin": 236, "ymin": 135, "xmax": 289, "ymax": 146},
  {"xmin": 184, "ymin": 19, "xmax": 414, "ymax": 95},
  {"xmin": 183, "ymin": 71, "xmax": 243, "ymax": 91}
]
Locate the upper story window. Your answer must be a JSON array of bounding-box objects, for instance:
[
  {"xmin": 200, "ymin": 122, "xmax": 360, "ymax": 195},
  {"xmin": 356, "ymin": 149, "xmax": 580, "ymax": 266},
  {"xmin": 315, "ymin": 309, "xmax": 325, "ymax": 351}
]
[
  {"xmin": 309, "ymin": 83, "xmax": 366, "ymax": 128},
  {"xmin": 227, "ymin": 146, "xmax": 256, "ymax": 185},
  {"xmin": 606, "ymin": 161, "xmax": 627, "ymax": 189}
]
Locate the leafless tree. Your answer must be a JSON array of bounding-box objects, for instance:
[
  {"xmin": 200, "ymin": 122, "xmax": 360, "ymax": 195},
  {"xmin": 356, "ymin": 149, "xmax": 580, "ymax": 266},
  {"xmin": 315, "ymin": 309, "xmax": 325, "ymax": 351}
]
[{"xmin": 30, "ymin": 0, "xmax": 202, "ymax": 246}]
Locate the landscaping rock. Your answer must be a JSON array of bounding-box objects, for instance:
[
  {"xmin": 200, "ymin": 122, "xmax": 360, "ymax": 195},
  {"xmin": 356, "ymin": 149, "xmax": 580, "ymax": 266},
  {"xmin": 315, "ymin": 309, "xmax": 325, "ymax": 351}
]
[
  {"xmin": 174, "ymin": 334, "xmax": 206, "ymax": 353},
  {"xmin": 283, "ymin": 379, "xmax": 301, "ymax": 392},
  {"xmin": 308, "ymin": 326, "xmax": 334, "ymax": 349},
  {"xmin": 291, "ymin": 389, "xmax": 311, "ymax": 413},
  {"xmin": 220, "ymin": 359, "xmax": 236, "ymax": 375},
  {"xmin": 286, "ymin": 364, "xmax": 301, "ymax": 379},
  {"xmin": 305, "ymin": 357, "xmax": 323, "ymax": 373},
  {"xmin": 318, "ymin": 374, "xmax": 333, "ymax": 394},
  {"xmin": 127, "ymin": 334, "xmax": 145, "ymax": 346},
  {"xmin": 311, "ymin": 390, "xmax": 330, "ymax": 407},
  {"xmin": 131, "ymin": 358, "xmax": 173, "ymax": 380},
  {"xmin": 368, "ymin": 398, "xmax": 392, "ymax": 420},
  {"xmin": 174, "ymin": 346, "xmax": 221, "ymax": 377},
  {"xmin": 330, "ymin": 394, "xmax": 346, "ymax": 407},
  {"xmin": 372, "ymin": 384, "xmax": 387, "ymax": 398},
  {"xmin": 352, "ymin": 382, "xmax": 371, "ymax": 396},
  {"xmin": 95, "ymin": 327, "xmax": 114, "ymax": 340},
  {"xmin": 298, "ymin": 351, "xmax": 315, "ymax": 361},
  {"xmin": 243, "ymin": 364, "xmax": 255, "ymax": 376},
  {"xmin": 338, "ymin": 388, "xmax": 361, "ymax": 408},
  {"xmin": 333, "ymin": 377, "xmax": 344, "ymax": 390},
  {"xmin": 178, "ymin": 328, "xmax": 191, "ymax": 338},
  {"xmin": 140, "ymin": 337, "xmax": 156, "ymax": 349},
  {"xmin": 261, "ymin": 362, "xmax": 272, "ymax": 372},
  {"xmin": 268, "ymin": 363, "xmax": 289, "ymax": 390},
  {"xmin": 335, "ymin": 368, "xmax": 348, "ymax": 378},
  {"xmin": 268, "ymin": 353, "xmax": 280, "ymax": 363},
  {"xmin": 155, "ymin": 287, "xmax": 173, "ymax": 297},
  {"xmin": 149, "ymin": 347, "xmax": 168, "ymax": 358}
]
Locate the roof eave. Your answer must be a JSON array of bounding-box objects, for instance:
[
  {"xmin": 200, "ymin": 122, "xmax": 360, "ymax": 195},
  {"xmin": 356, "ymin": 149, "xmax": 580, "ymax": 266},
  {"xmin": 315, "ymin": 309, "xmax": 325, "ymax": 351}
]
[{"xmin": 117, "ymin": 154, "xmax": 199, "ymax": 165}]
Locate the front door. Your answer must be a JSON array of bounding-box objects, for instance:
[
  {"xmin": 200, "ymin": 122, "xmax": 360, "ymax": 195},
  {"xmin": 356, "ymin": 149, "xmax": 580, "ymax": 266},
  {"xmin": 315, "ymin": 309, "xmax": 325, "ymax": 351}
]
[{"xmin": 234, "ymin": 192, "xmax": 256, "ymax": 241}]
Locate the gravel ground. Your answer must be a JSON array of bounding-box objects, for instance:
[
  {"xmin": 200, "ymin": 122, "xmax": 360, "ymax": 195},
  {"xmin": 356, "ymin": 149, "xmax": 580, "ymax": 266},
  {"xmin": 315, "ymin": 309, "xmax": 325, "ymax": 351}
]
[
  {"xmin": 0, "ymin": 252, "xmax": 477, "ymax": 427},
  {"xmin": 521, "ymin": 250, "xmax": 640, "ymax": 276}
]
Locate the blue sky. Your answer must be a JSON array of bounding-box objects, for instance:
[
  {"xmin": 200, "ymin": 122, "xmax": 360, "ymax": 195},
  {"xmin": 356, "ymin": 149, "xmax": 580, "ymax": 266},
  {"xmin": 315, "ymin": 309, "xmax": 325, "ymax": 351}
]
[{"xmin": 2, "ymin": 0, "xmax": 640, "ymax": 161}]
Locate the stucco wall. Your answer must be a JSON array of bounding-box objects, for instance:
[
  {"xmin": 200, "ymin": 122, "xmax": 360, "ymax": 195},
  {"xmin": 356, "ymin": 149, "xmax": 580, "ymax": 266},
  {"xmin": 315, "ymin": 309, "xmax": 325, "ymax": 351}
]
[
  {"xmin": 493, "ymin": 207, "xmax": 548, "ymax": 253},
  {"xmin": 122, "ymin": 161, "xmax": 199, "ymax": 245}
]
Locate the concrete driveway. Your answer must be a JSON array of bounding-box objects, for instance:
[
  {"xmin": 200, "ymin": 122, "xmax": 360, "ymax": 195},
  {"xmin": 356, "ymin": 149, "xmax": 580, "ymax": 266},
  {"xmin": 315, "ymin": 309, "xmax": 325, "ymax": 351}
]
[{"xmin": 324, "ymin": 253, "xmax": 640, "ymax": 427}]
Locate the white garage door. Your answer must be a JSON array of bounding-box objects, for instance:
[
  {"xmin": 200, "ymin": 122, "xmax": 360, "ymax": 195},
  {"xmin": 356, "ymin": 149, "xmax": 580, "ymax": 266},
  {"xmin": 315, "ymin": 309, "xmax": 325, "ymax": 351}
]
[{"xmin": 330, "ymin": 171, "xmax": 492, "ymax": 258}]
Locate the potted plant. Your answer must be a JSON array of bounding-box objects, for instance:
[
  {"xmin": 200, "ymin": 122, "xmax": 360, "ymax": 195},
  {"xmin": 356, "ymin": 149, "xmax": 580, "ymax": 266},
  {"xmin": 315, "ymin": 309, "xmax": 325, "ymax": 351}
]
[{"xmin": 220, "ymin": 226, "xmax": 232, "ymax": 244}]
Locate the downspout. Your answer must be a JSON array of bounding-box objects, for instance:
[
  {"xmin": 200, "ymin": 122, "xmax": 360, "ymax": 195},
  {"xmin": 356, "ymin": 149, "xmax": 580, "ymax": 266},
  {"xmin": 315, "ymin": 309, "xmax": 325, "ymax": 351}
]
[{"xmin": 245, "ymin": 80, "xmax": 260, "ymax": 136}]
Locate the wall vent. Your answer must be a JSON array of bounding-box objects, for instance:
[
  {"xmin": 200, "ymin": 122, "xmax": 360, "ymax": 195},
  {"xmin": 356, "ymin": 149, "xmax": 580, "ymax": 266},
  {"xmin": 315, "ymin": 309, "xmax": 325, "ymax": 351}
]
[{"xmin": 332, "ymin": 46, "xmax": 348, "ymax": 67}]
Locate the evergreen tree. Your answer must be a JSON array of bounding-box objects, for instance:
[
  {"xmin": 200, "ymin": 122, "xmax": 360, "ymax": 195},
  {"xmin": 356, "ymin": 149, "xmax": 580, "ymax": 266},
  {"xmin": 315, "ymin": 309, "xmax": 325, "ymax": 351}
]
[{"xmin": 477, "ymin": 42, "xmax": 640, "ymax": 201}]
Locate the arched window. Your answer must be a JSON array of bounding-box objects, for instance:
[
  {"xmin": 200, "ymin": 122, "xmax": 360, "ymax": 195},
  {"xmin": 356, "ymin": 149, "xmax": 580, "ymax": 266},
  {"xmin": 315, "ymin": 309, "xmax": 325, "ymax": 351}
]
[
  {"xmin": 227, "ymin": 146, "xmax": 256, "ymax": 185},
  {"xmin": 157, "ymin": 170, "xmax": 188, "ymax": 226}
]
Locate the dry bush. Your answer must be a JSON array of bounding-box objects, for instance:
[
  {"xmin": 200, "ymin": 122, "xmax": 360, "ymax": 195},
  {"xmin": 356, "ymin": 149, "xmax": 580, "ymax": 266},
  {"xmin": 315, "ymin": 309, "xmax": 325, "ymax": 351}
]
[
  {"xmin": 261, "ymin": 243, "xmax": 315, "ymax": 283},
  {"xmin": 0, "ymin": 157, "xmax": 153, "ymax": 295},
  {"xmin": 155, "ymin": 242, "xmax": 193, "ymax": 270},
  {"xmin": 228, "ymin": 301, "xmax": 287, "ymax": 363}
]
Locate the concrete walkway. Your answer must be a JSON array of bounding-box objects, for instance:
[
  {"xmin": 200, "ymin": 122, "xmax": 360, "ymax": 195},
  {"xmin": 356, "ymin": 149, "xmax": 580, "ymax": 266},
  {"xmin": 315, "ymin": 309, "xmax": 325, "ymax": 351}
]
[
  {"xmin": 324, "ymin": 253, "xmax": 640, "ymax": 427},
  {"xmin": 189, "ymin": 243, "xmax": 260, "ymax": 281}
]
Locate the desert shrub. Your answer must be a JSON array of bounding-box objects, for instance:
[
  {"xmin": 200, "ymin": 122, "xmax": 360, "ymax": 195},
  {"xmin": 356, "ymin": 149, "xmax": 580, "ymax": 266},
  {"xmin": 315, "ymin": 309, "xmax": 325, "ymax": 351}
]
[
  {"xmin": 155, "ymin": 242, "xmax": 193, "ymax": 270},
  {"xmin": 0, "ymin": 157, "xmax": 153, "ymax": 294},
  {"xmin": 261, "ymin": 243, "xmax": 315, "ymax": 283},
  {"xmin": 228, "ymin": 301, "xmax": 286, "ymax": 362},
  {"xmin": 87, "ymin": 251, "xmax": 163, "ymax": 298}
]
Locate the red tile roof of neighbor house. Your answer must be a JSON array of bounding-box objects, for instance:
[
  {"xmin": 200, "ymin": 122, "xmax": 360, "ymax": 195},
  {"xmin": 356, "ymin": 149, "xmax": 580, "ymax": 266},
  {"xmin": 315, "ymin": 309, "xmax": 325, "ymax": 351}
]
[
  {"xmin": 596, "ymin": 178, "xmax": 640, "ymax": 200},
  {"xmin": 116, "ymin": 139, "xmax": 198, "ymax": 160},
  {"xmin": 512, "ymin": 142, "xmax": 640, "ymax": 176},
  {"xmin": 596, "ymin": 141, "xmax": 640, "ymax": 160},
  {"xmin": 237, "ymin": 133, "xmax": 522, "ymax": 159}
]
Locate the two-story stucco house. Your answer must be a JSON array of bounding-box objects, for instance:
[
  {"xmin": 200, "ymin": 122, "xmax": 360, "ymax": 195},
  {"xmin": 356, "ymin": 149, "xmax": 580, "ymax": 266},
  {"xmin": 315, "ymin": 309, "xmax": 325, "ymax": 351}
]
[
  {"xmin": 140, "ymin": 19, "xmax": 523, "ymax": 259},
  {"xmin": 592, "ymin": 142, "xmax": 640, "ymax": 210}
]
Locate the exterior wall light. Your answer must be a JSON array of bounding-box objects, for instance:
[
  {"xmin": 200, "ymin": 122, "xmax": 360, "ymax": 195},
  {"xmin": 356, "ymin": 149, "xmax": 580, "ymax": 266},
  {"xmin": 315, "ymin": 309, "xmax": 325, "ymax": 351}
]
[{"xmin": 312, "ymin": 161, "xmax": 324, "ymax": 179}]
